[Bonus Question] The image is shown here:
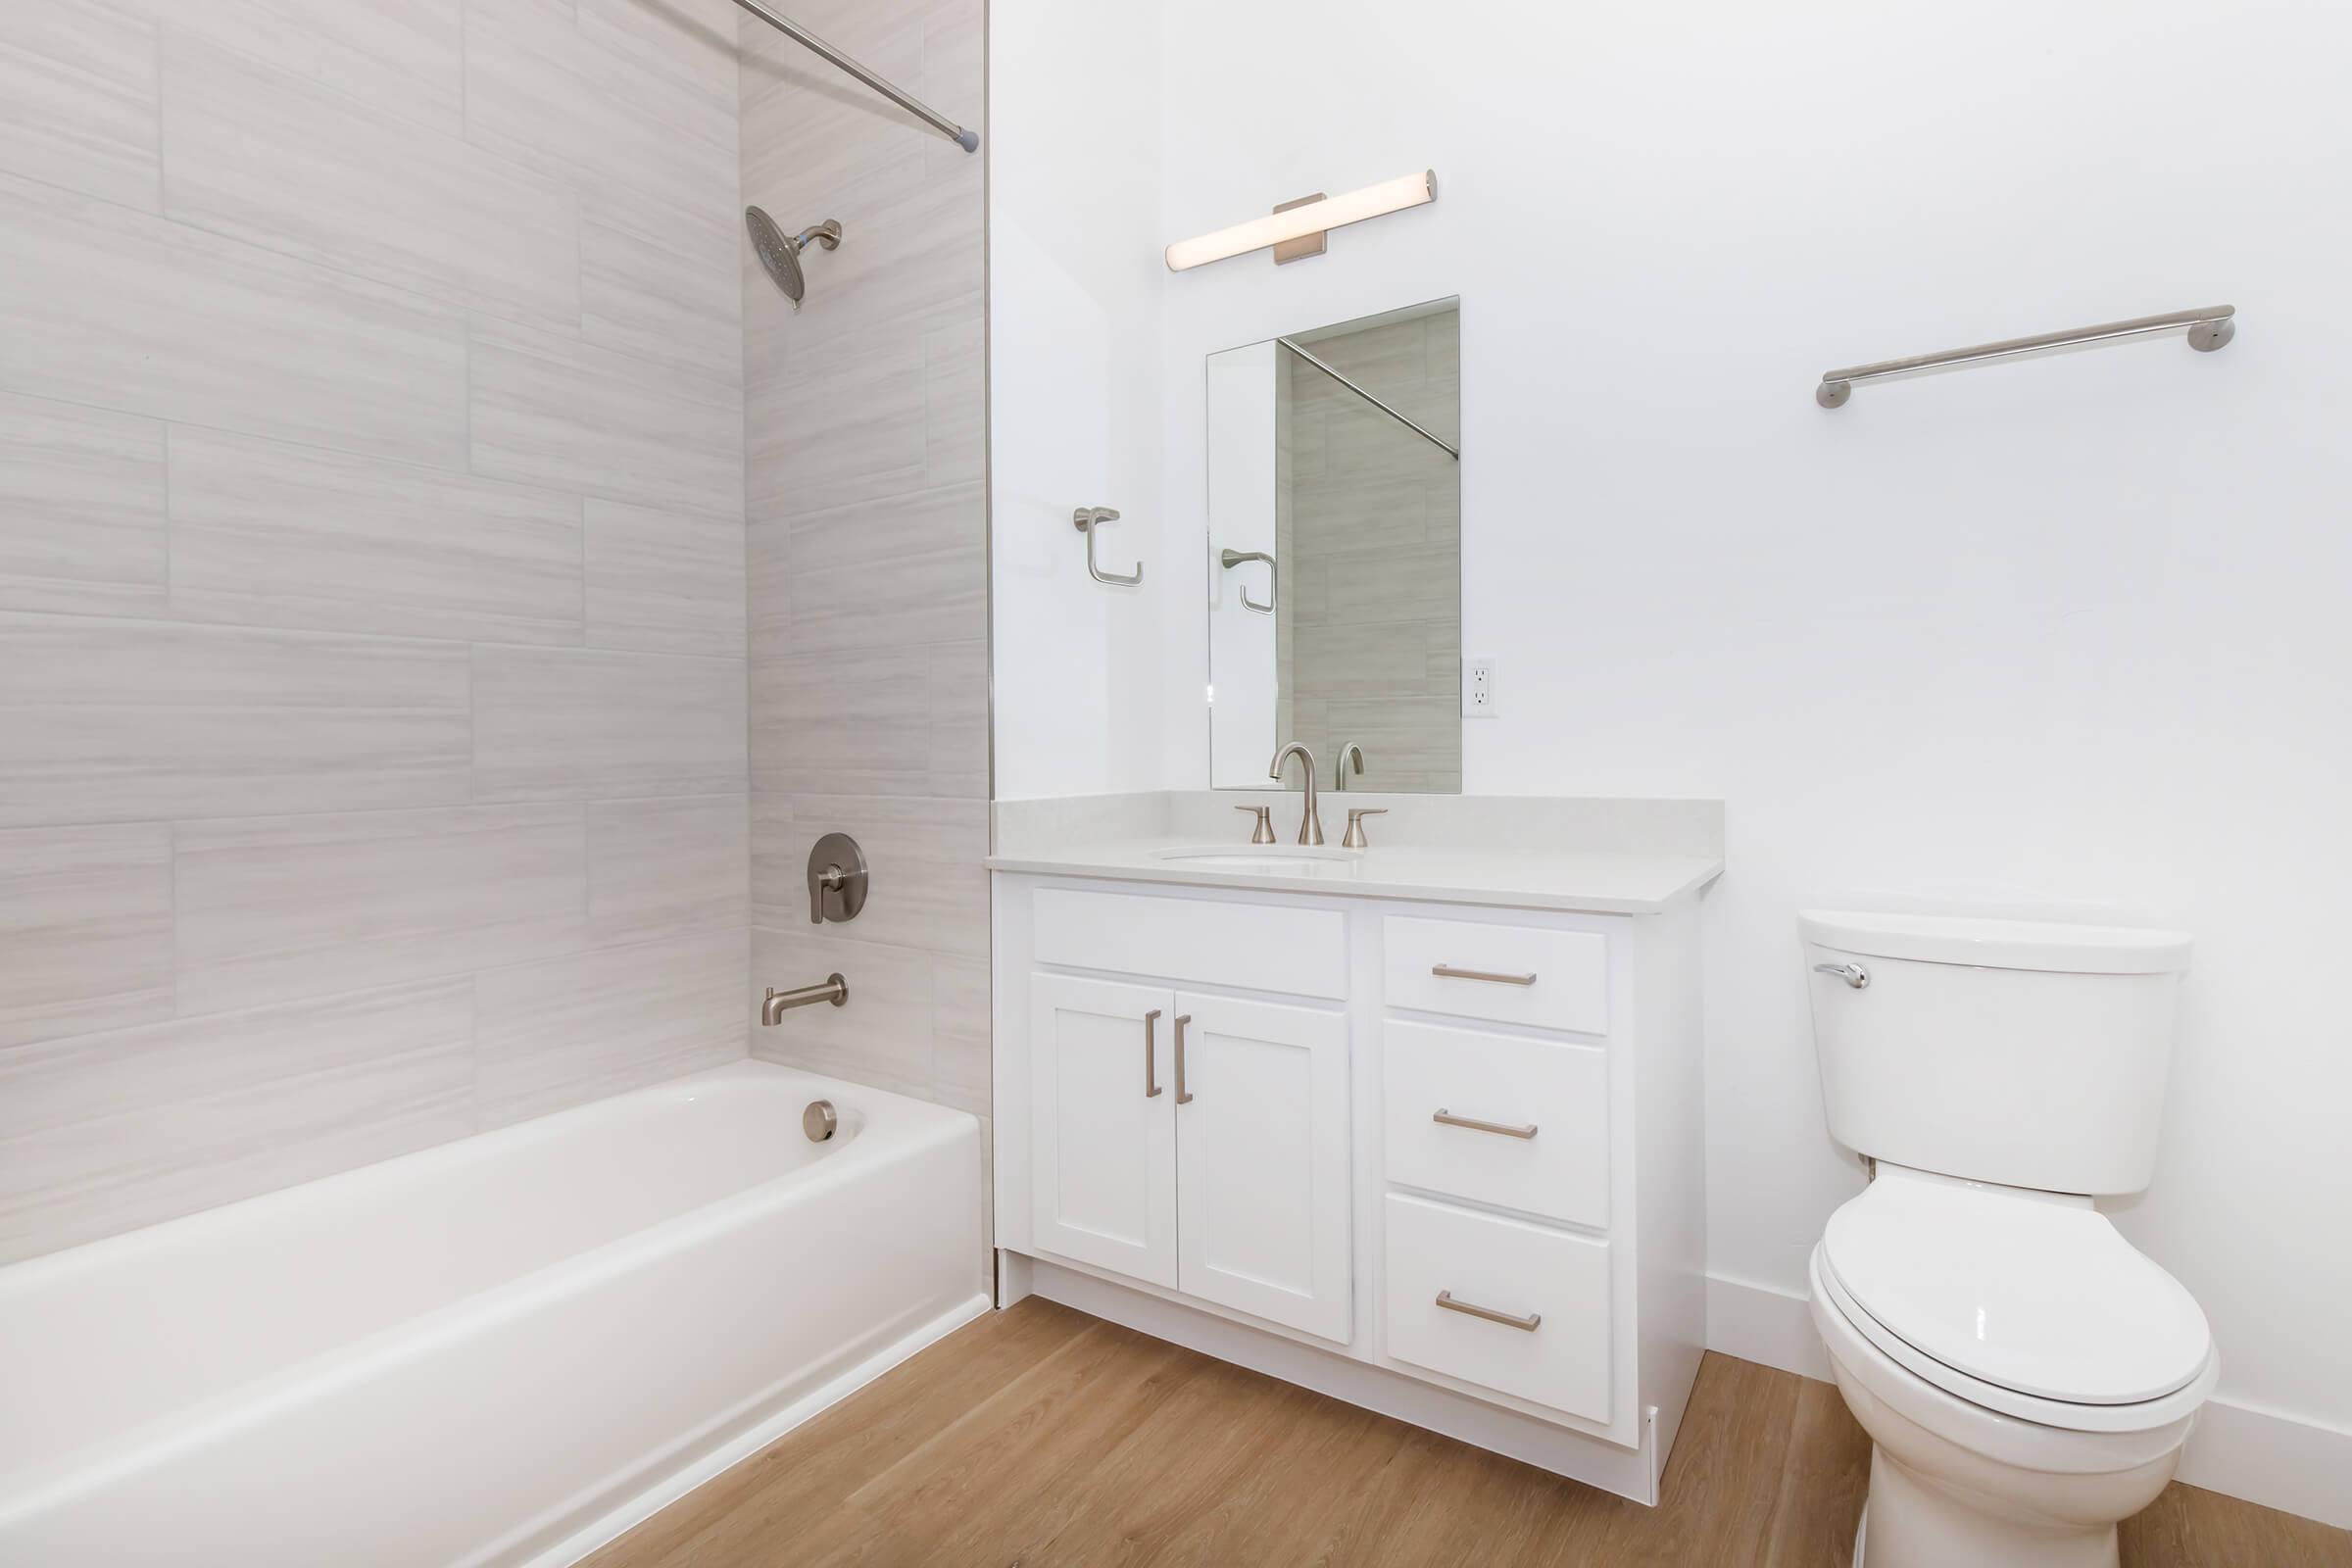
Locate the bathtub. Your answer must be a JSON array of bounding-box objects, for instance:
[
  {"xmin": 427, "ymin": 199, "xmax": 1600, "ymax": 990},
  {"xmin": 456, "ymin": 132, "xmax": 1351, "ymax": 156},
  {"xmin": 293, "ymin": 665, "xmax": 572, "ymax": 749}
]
[{"xmin": 0, "ymin": 1061, "xmax": 988, "ymax": 1566}]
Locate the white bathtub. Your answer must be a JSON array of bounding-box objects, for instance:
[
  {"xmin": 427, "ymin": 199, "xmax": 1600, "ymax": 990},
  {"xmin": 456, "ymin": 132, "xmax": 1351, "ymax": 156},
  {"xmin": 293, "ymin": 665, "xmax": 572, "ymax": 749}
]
[{"xmin": 0, "ymin": 1061, "xmax": 987, "ymax": 1566}]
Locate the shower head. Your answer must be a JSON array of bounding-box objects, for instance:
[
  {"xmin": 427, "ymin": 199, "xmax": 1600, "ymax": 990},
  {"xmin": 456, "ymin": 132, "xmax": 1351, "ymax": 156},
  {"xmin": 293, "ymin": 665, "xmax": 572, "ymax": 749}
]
[{"xmin": 745, "ymin": 208, "xmax": 842, "ymax": 310}]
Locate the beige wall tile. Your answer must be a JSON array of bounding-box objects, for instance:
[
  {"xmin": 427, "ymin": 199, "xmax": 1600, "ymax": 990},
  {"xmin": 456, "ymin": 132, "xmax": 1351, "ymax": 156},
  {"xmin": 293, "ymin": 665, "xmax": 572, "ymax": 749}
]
[
  {"xmin": 476, "ymin": 930, "xmax": 746, "ymax": 1128},
  {"xmin": 473, "ymin": 645, "xmax": 748, "ymax": 803},
  {"xmin": 583, "ymin": 219, "xmax": 744, "ymax": 387},
  {"xmin": 0, "ymin": 979, "xmax": 475, "ymax": 1264},
  {"xmin": 0, "ymin": 824, "xmax": 173, "ymax": 1050},
  {"xmin": 0, "ymin": 614, "xmax": 471, "ymax": 828},
  {"xmin": 0, "ymin": 392, "xmax": 167, "ymax": 618},
  {"xmin": 746, "ymin": 333, "xmax": 926, "ymax": 516},
  {"xmin": 465, "ymin": 0, "xmax": 737, "ymax": 239},
  {"xmin": 777, "ymin": 482, "xmax": 984, "ymax": 657},
  {"xmin": 0, "ymin": 0, "xmax": 160, "ymax": 210},
  {"xmin": 574, "ymin": 0, "xmax": 742, "ymax": 112},
  {"xmin": 588, "ymin": 795, "xmax": 750, "ymax": 947},
  {"xmin": 0, "ymin": 0, "xmax": 751, "ymax": 1266},
  {"xmin": 112, "ymin": 0, "xmax": 464, "ymax": 134},
  {"xmin": 922, "ymin": 317, "xmax": 986, "ymax": 487},
  {"xmin": 928, "ymin": 639, "xmax": 990, "ymax": 798},
  {"xmin": 751, "ymin": 643, "xmax": 934, "ymax": 797},
  {"xmin": 160, "ymin": 31, "xmax": 580, "ymax": 331},
  {"xmin": 470, "ymin": 318, "xmax": 744, "ymax": 518},
  {"xmin": 173, "ymin": 805, "xmax": 588, "ymax": 1014},
  {"xmin": 584, "ymin": 499, "xmax": 747, "ymax": 658},
  {"xmin": 931, "ymin": 955, "xmax": 991, "ymax": 1115},
  {"xmin": 167, "ymin": 428, "xmax": 584, "ymax": 645},
  {"xmin": 0, "ymin": 172, "xmax": 470, "ymax": 469}
]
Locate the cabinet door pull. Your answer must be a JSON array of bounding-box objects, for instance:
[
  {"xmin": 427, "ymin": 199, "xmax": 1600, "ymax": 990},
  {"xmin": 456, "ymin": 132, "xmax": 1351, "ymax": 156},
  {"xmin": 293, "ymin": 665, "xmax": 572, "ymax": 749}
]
[
  {"xmin": 1143, "ymin": 1008, "xmax": 1162, "ymax": 1099},
  {"xmin": 1173, "ymin": 1013, "xmax": 1194, "ymax": 1104},
  {"xmin": 1436, "ymin": 1291, "xmax": 1541, "ymax": 1332},
  {"xmin": 1431, "ymin": 964, "xmax": 1538, "ymax": 987},
  {"xmin": 1433, "ymin": 1108, "xmax": 1538, "ymax": 1140}
]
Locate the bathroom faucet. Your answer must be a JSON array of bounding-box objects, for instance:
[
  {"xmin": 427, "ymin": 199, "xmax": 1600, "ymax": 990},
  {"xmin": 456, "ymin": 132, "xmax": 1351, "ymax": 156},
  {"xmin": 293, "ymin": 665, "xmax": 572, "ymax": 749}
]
[
  {"xmin": 1267, "ymin": 742, "xmax": 1323, "ymax": 846},
  {"xmin": 1333, "ymin": 742, "xmax": 1365, "ymax": 791},
  {"xmin": 761, "ymin": 974, "xmax": 848, "ymax": 1024}
]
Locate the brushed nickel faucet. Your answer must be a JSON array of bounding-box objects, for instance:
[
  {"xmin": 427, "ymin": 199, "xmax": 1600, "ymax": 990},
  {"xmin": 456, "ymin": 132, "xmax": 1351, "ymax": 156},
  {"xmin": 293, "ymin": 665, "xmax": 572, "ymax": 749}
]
[
  {"xmin": 1333, "ymin": 742, "xmax": 1365, "ymax": 790},
  {"xmin": 762, "ymin": 974, "xmax": 847, "ymax": 1024},
  {"xmin": 1268, "ymin": 742, "xmax": 1323, "ymax": 845}
]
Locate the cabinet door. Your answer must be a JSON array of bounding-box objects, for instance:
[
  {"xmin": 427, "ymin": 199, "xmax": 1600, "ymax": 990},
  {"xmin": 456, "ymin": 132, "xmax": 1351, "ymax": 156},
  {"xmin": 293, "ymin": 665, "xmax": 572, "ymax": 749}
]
[
  {"xmin": 1029, "ymin": 974, "xmax": 1178, "ymax": 1287},
  {"xmin": 1172, "ymin": 993, "xmax": 1352, "ymax": 1343}
]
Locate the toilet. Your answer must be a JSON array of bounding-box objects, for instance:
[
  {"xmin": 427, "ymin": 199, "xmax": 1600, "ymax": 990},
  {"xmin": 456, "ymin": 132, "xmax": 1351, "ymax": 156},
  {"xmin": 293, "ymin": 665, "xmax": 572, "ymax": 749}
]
[{"xmin": 1798, "ymin": 910, "xmax": 2217, "ymax": 1568}]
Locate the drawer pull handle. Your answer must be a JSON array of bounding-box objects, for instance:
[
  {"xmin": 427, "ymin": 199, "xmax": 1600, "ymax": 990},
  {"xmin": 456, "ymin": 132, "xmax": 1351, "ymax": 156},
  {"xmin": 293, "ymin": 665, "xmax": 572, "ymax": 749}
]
[
  {"xmin": 1431, "ymin": 964, "xmax": 1538, "ymax": 987},
  {"xmin": 1173, "ymin": 1013, "xmax": 1194, "ymax": 1104},
  {"xmin": 1433, "ymin": 1108, "xmax": 1538, "ymax": 1140},
  {"xmin": 1143, "ymin": 1009, "xmax": 1162, "ymax": 1099},
  {"xmin": 1436, "ymin": 1291, "xmax": 1541, "ymax": 1332}
]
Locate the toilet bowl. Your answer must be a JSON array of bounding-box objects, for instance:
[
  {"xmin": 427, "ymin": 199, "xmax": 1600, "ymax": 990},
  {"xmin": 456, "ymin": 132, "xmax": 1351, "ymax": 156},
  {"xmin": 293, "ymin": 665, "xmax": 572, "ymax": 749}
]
[
  {"xmin": 1796, "ymin": 910, "xmax": 2210, "ymax": 1568},
  {"xmin": 1806, "ymin": 1166, "xmax": 2216, "ymax": 1567}
]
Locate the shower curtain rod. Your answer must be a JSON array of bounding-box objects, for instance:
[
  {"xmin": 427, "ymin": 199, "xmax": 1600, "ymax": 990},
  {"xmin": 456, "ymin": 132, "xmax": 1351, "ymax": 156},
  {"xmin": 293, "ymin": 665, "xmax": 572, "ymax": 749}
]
[
  {"xmin": 1277, "ymin": 337, "xmax": 1461, "ymax": 460},
  {"xmin": 727, "ymin": 0, "xmax": 979, "ymax": 153}
]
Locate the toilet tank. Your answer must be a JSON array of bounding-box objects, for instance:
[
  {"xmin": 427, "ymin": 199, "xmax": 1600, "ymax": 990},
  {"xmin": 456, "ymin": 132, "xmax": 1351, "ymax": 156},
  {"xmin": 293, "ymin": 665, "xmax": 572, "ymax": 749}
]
[{"xmin": 1799, "ymin": 910, "xmax": 2192, "ymax": 1196}]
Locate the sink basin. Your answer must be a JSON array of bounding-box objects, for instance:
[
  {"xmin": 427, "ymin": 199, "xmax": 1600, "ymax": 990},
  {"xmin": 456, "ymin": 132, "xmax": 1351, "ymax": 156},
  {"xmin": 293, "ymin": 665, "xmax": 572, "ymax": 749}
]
[{"xmin": 1154, "ymin": 848, "xmax": 1359, "ymax": 874}]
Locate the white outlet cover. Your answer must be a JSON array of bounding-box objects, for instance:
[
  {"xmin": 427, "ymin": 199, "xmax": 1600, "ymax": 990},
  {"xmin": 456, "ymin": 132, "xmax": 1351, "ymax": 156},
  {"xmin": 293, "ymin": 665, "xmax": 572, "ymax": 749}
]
[{"xmin": 1465, "ymin": 658, "xmax": 1496, "ymax": 717}]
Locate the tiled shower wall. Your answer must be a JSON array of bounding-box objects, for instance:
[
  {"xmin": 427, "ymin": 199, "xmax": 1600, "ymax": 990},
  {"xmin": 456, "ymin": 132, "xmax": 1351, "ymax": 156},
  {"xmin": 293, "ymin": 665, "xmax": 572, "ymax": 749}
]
[
  {"xmin": 737, "ymin": 1, "xmax": 990, "ymax": 1120},
  {"xmin": 0, "ymin": 0, "xmax": 752, "ymax": 1264}
]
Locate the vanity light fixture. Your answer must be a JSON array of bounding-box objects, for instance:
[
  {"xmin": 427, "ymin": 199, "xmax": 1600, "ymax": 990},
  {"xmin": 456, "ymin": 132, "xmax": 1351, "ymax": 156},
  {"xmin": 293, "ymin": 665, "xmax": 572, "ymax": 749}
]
[{"xmin": 1164, "ymin": 170, "xmax": 1438, "ymax": 272}]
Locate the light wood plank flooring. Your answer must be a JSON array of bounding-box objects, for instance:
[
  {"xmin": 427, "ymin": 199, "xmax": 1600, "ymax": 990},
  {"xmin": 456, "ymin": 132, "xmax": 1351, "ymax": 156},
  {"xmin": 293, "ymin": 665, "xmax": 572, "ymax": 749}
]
[{"xmin": 587, "ymin": 1298, "xmax": 2350, "ymax": 1567}]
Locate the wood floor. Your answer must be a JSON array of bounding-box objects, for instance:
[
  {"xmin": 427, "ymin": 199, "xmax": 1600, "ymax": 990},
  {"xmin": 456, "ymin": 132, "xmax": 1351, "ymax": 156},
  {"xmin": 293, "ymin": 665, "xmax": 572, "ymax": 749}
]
[{"xmin": 587, "ymin": 1298, "xmax": 2350, "ymax": 1568}]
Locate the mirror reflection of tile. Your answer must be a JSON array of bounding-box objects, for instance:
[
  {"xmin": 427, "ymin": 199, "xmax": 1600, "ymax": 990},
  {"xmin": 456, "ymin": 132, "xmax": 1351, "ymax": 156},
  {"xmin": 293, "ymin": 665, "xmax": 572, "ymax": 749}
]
[{"xmin": 1208, "ymin": 298, "xmax": 1462, "ymax": 793}]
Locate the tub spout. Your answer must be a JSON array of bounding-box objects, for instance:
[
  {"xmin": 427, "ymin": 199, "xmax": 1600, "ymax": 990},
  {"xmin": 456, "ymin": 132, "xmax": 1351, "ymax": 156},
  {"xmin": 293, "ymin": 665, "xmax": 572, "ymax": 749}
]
[{"xmin": 762, "ymin": 974, "xmax": 848, "ymax": 1024}]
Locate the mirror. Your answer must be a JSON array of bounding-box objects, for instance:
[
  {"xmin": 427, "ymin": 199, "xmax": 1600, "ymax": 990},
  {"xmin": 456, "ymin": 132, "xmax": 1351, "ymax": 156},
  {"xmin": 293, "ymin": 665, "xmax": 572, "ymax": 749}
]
[{"xmin": 1206, "ymin": 298, "xmax": 1461, "ymax": 793}]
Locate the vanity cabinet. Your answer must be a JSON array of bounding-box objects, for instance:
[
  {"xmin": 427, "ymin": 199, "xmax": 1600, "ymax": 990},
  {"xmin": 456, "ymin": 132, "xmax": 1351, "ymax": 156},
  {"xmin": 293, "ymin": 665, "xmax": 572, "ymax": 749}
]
[
  {"xmin": 1028, "ymin": 975, "xmax": 1351, "ymax": 1339},
  {"xmin": 994, "ymin": 866, "xmax": 1710, "ymax": 1506}
]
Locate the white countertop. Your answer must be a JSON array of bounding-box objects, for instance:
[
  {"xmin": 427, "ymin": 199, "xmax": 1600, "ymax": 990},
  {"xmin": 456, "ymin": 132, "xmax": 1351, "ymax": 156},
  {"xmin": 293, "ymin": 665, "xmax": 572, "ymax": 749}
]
[{"xmin": 985, "ymin": 837, "xmax": 1724, "ymax": 915}]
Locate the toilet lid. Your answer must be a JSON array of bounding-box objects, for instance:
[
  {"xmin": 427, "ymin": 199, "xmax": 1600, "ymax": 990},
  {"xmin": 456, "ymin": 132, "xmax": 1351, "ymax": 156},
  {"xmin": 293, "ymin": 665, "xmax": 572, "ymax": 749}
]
[{"xmin": 1822, "ymin": 1172, "xmax": 2211, "ymax": 1406}]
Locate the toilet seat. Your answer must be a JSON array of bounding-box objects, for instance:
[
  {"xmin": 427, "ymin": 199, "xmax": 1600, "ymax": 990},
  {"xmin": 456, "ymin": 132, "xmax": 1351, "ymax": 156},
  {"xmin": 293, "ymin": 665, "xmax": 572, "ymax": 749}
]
[{"xmin": 1819, "ymin": 1166, "xmax": 2217, "ymax": 1434}]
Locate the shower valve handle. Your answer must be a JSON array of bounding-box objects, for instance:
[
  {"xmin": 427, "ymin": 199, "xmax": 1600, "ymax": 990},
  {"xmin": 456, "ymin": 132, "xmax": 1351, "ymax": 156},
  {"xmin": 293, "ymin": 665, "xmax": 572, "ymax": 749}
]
[{"xmin": 807, "ymin": 833, "xmax": 869, "ymax": 925}]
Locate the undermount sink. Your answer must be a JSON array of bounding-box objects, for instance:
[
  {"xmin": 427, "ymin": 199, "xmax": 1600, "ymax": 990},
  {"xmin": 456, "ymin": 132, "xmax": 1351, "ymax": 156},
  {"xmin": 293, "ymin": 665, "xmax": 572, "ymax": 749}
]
[{"xmin": 1154, "ymin": 847, "xmax": 1360, "ymax": 873}]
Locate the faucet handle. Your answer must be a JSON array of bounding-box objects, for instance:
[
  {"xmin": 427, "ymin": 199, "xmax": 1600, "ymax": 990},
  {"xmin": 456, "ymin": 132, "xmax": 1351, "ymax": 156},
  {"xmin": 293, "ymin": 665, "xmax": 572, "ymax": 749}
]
[
  {"xmin": 1342, "ymin": 808, "xmax": 1388, "ymax": 850},
  {"xmin": 1235, "ymin": 804, "xmax": 1277, "ymax": 845}
]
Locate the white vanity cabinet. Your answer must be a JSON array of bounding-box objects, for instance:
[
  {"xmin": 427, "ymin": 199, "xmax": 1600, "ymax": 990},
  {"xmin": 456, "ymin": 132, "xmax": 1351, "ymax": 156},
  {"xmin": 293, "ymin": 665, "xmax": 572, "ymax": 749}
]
[
  {"xmin": 993, "ymin": 865, "xmax": 1710, "ymax": 1506},
  {"xmin": 1027, "ymin": 972, "xmax": 1351, "ymax": 1340}
]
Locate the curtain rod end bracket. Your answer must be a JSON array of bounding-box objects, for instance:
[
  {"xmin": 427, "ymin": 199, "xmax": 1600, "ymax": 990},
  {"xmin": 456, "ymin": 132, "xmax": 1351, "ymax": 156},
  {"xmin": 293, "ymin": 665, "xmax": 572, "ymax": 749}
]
[
  {"xmin": 956, "ymin": 127, "xmax": 979, "ymax": 154},
  {"xmin": 2187, "ymin": 317, "xmax": 2233, "ymax": 352}
]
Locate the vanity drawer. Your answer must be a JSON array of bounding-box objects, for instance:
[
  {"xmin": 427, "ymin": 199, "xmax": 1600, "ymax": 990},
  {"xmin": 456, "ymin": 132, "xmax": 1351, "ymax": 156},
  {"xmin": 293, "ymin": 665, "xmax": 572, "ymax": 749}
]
[
  {"xmin": 1383, "ymin": 1193, "xmax": 1611, "ymax": 1422},
  {"xmin": 1033, "ymin": 887, "xmax": 1348, "ymax": 998},
  {"xmin": 1382, "ymin": 915, "xmax": 1609, "ymax": 1033},
  {"xmin": 1383, "ymin": 1020, "xmax": 1608, "ymax": 1228}
]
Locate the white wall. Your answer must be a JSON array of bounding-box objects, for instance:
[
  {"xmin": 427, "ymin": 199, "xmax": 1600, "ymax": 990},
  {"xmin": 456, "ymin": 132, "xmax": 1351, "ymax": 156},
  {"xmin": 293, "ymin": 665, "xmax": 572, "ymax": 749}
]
[
  {"xmin": 988, "ymin": 0, "xmax": 1166, "ymax": 801},
  {"xmin": 996, "ymin": 0, "xmax": 2352, "ymax": 1504}
]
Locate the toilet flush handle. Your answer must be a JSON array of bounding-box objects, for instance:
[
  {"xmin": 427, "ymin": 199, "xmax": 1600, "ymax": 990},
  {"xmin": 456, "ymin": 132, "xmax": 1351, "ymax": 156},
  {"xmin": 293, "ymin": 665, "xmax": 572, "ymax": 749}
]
[{"xmin": 1813, "ymin": 961, "xmax": 1870, "ymax": 990}]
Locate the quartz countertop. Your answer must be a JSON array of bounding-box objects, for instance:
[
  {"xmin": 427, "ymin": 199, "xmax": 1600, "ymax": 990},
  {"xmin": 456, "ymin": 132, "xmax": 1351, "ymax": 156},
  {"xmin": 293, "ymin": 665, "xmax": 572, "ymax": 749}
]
[{"xmin": 984, "ymin": 836, "xmax": 1723, "ymax": 915}]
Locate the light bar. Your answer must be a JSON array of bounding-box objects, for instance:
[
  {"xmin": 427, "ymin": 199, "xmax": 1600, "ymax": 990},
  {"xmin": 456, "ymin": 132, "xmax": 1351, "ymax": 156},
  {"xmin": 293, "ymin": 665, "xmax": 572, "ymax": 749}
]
[{"xmin": 1164, "ymin": 171, "xmax": 1438, "ymax": 272}]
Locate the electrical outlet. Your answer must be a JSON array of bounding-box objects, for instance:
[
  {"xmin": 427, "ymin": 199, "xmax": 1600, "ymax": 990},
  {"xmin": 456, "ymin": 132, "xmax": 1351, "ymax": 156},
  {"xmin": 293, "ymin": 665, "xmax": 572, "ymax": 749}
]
[{"xmin": 1465, "ymin": 658, "xmax": 1497, "ymax": 717}]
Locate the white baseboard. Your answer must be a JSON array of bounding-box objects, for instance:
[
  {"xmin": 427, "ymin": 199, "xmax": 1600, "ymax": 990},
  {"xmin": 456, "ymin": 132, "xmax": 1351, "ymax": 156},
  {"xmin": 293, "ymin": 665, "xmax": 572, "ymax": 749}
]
[
  {"xmin": 2177, "ymin": 1393, "xmax": 2352, "ymax": 1530},
  {"xmin": 1704, "ymin": 1271, "xmax": 2351, "ymax": 1530},
  {"xmin": 1706, "ymin": 1271, "xmax": 1833, "ymax": 1384}
]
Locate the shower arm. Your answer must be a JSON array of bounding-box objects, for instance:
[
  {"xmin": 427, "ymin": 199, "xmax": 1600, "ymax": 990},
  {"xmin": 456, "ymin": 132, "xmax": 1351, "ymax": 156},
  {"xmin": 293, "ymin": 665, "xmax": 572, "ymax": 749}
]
[{"xmin": 727, "ymin": 0, "xmax": 980, "ymax": 154}]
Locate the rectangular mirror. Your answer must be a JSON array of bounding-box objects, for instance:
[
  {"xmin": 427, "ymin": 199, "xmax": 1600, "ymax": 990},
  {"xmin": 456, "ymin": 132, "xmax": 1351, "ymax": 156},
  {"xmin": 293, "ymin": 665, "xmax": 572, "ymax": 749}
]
[{"xmin": 1206, "ymin": 297, "xmax": 1461, "ymax": 793}]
